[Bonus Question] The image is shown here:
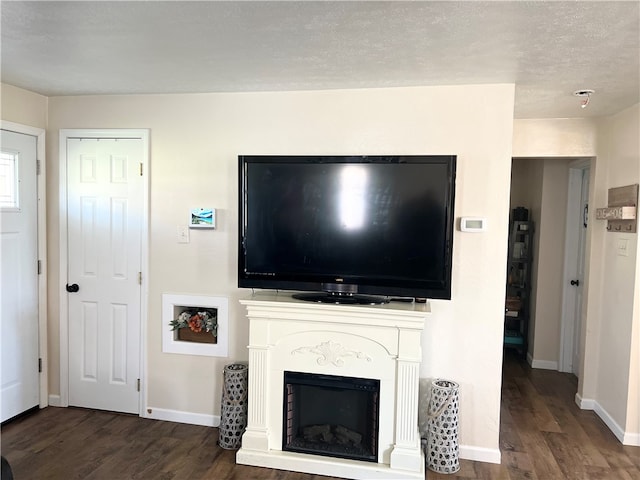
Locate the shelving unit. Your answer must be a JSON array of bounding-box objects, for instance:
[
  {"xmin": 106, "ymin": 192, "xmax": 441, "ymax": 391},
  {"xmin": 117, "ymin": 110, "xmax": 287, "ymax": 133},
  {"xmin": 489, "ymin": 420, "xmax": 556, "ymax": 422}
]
[{"xmin": 504, "ymin": 220, "xmax": 533, "ymax": 355}]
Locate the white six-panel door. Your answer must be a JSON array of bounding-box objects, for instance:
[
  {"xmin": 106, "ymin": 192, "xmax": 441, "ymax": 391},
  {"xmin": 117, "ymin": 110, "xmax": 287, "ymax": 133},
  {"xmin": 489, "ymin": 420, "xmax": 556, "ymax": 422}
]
[
  {"xmin": 1, "ymin": 129, "xmax": 40, "ymax": 422},
  {"xmin": 66, "ymin": 137, "xmax": 143, "ymax": 414}
]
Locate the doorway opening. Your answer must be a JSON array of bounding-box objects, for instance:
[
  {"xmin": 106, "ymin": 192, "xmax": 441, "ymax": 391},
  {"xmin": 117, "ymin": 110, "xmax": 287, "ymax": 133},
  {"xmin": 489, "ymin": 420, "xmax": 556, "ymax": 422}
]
[
  {"xmin": 506, "ymin": 157, "xmax": 592, "ymax": 374},
  {"xmin": 58, "ymin": 129, "xmax": 149, "ymax": 415}
]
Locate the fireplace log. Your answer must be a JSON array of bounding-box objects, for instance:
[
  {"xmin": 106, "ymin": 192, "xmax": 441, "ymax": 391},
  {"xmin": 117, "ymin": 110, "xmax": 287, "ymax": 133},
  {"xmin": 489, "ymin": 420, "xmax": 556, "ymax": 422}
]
[
  {"xmin": 303, "ymin": 424, "xmax": 331, "ymax": 441},
  {"xmin": 321, "ymin": 430, "xmax": 335, "ymax": 443},
  {"xmin": 335, "ymin": 425, "xmax": 362, "ymax": 445}
]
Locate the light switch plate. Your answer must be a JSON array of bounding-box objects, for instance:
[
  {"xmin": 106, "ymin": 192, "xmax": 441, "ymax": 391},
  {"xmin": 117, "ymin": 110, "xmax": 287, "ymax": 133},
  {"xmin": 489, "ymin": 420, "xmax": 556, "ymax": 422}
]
[
  {"xmin": 617, "ymin": 238, "xmax": 628, "ymax": 256},
  {"xmin": 177, "ymin": 225, "xmax": 190, "ymax": 243}
]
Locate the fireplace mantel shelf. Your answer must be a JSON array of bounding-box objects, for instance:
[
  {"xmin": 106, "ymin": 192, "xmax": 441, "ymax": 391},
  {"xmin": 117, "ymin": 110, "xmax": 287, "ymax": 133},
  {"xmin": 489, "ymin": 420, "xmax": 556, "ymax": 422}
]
[{"xmin": 236, "ymin": 292, "xmax": 428, "ymax": 480}]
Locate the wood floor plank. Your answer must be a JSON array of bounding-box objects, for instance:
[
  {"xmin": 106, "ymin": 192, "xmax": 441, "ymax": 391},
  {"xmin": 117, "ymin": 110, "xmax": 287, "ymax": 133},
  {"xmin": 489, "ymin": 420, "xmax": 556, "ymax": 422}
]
[
  {"xmin": 499, "ymin": 402, "xmax": 526, "ymax": 454},
  {"xmin": 623, "ymin": 445, "xmax": 640, "ymax": 471},
  {"xmin": 544, "ymin": 399, "xmax": 610, "ymax": 468},
  {"xmin": 542, "ymin": 431, "xmax": 591, "ymax": 480},
  {"xmin": 501, "ymin": 450, "xmax": 537, "ymax": 480},
  {"xmin": 513, "ymin": 377, "xmax": 562, "ymax": 433},
  {"xmin": 505, "ymin": 406, "xmax": 565, "ymax": 479}
]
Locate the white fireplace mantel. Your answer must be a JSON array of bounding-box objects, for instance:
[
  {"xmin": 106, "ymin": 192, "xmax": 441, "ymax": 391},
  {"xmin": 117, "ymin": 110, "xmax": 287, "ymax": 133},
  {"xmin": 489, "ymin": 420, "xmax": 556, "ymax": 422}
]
[{"xmin": 236, "ymin": 292, "xmax": 429, "ymax": 480}]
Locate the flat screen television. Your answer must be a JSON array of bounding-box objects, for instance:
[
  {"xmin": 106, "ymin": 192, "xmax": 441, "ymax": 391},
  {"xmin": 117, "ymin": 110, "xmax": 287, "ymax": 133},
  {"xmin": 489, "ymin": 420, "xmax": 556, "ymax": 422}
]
[{"xmin": 238, "ymin": 155, "xmax": 456, "ymax": 303}]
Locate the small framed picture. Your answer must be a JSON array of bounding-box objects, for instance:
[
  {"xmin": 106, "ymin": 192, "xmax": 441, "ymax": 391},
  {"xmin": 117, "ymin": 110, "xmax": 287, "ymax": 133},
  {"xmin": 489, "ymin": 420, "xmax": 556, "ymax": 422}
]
[{"xmin": 189, "ymin": 207, "xmax": 216, "ymax": 229}]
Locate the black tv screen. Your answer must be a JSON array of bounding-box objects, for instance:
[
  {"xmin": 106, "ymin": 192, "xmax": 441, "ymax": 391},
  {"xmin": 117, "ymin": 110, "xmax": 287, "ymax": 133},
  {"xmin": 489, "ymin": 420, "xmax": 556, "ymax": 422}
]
[{"xmin": 238, "ymin": 155, "xmax": 456, "ymax": 302}]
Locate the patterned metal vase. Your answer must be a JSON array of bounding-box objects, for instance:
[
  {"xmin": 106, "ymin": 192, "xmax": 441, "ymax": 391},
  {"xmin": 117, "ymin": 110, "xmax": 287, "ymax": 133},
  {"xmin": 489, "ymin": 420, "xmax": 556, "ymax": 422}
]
[
  {"xmin": 218, "ymin": 363, "xmax": 248, "ymax": 450},
  {"xmin": 426, "ymin": 379, "xmax": 460, "ymax": 474}
]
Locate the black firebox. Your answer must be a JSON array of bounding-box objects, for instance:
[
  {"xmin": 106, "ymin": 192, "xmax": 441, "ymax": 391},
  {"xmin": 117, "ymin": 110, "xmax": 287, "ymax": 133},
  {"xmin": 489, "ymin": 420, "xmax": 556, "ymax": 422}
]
[{"xmin": 282, "ymin": 371, "xmax": 380, "ymax": 462}]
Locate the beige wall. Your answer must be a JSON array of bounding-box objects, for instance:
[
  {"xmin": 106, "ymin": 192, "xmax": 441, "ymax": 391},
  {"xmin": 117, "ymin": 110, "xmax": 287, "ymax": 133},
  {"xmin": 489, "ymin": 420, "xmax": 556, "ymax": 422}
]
[
  {"xmin": 510, "ymin": 158, "xmax": 537, "ymax": 209},
  {"xmin": 531, "ymin": 159, "xmax": 570, "ymax": 364},
  {"xmin": 513, "ymin": 118, "xmax": 598, "ymax": 158},
  {"xmin": 580, "ymin": 104, "xmax": 639, "ymax": 441},
  {"xmin": 1, "ymin": 83, "xmax": 48, "ymax": 129},
  {"xmin": 42, "ymin": 84, "xmax": 516, "ymax": 457}
]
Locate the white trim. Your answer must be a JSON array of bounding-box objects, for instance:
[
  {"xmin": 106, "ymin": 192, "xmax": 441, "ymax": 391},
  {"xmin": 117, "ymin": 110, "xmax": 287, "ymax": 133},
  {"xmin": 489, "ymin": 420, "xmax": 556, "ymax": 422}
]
[
  {"xmin": 48, "ymin": 394, "xmax": 62, "ymax": 407},
  {"xmin": 559, "ymin": 168, "xmax": 583, "ymax": 373},
  {"xmin": 139, "ymin": 131, "xmax": 150, "ymax": 422},
  {"xmin": 575, "ymin": 395, "xmax": 639, "ymax": 446},
  {"xmin": 1, "ymin": 121, "xmax": 48, "ymax": 409},
  {"xmin": 144, "ymin": 407, "xmax": 220, "ymax": 427},
  {"xmin": 574, "ymin": 392, "xmax": 595, "ymax": 409},
  {"xmin": 458, "ymin": 444, "xmax": 501, "ymax": 464},
  {"xmin": 592, "ymin": 403, "xmax": 625, "ymax": 443},
  {"xmin": 237, "ymin": 449, "xmax": 425, "ymax": 480},
  {"xmin": 623, "ymin": 432, "xmax": 640, "ymax": 446},
  {"xmin": 58, "ymin": 129, "xmax": 150, "ymax": 416},
  {"xmin": 526, "ymin": 351, "xmax": 558, "ymax": 370},
  {"xmin": 58, "ymin": 131, "xmax": 69, "ymax": 407},
  {"xmin": 568, "ymin": 158, "xmax": 591, "ymax": 169},
  {"xmin": 593, "ymin": 403, "xmax": 625, "ymax": 444},
  {"xmin": 529, "ymin": 357, "xmax": 559, "ymax": 370},
  {"xmin": 559, "ymin": 159, "xmax": 591, "ymax": 376}
]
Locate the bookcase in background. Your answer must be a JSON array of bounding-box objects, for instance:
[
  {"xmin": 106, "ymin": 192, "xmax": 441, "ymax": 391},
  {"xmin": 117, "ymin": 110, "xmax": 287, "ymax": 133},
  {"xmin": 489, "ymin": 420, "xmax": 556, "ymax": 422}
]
[{"xmin": 504, "ymin": 219, "xmax": 534, "ymax": 355}]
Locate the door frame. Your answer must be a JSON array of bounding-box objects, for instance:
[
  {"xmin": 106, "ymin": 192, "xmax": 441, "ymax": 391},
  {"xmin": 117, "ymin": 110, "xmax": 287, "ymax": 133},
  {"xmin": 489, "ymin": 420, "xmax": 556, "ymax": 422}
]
[
  {"xmin": 58, "ymin": 129, "xmax": 149, "ymax": 415},
  {"xmin": 559, "ymin": 158, "xmax": 591, "ymax": 373},
  {"xmin": 1, "ymin": 120, "xmax": 48, "ymax": 409}
]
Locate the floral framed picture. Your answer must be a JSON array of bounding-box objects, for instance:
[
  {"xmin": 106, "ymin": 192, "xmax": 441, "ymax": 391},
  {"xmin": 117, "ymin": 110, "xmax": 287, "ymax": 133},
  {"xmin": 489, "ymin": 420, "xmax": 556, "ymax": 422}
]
[
  {"xmin": 162, "ymin": 293, "xmax": 228, "ymax": 357},
  {"xmin": 189, "ymin": 207, "xmax": 216, "ymax": 229}
]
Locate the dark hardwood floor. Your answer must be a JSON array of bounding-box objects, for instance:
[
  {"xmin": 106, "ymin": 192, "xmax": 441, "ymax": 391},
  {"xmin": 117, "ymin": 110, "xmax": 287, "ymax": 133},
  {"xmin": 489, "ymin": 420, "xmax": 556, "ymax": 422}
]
[
  {"xmin": 428, "ymin": 350, "xmax": 640, "ymax": 480},
  {"xmin": 2, "ymin": 350, "xmax": 638, "ymax": 479}
]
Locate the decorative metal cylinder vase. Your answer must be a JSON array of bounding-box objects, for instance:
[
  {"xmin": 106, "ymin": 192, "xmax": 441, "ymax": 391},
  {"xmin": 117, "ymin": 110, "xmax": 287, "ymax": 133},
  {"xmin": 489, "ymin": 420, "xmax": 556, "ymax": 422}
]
[
  {"xmin": 218, "ymin": 363, "xmax": 248, "ymax": 450},
  {"xmin": 426, "ymin": 379, "xmax": 460, "ymax": 474}
]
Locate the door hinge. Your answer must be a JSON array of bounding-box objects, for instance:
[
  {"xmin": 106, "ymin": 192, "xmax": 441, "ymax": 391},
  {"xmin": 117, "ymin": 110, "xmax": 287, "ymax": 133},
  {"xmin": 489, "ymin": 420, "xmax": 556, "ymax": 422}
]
[
  {"xmin": 137, "ymin": 378, "xmax": 141, "ymax": 392},
  {"xmin": 37, "ymin": 159, "xmax": 41, "ymax": 175},
  {"xmin": 139, "ymin": 163, "xmax": 143, "ymax": 176},
  {"xmin": 38, "ymin": 358, "xmax": 42, "ymax": 373},
  {"xmin": 37, "ymin": 260, "xmax": 42, "ymax": 275},
  {"xmin": 138, "ymin": 272, "xmax": 142, "ymax": 285}
]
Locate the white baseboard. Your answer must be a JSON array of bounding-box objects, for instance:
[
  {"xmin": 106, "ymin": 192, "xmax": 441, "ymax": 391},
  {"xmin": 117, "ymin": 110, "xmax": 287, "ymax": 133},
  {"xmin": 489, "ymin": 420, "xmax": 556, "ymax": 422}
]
[
  {"xmin": 526, "ymin": 352, "xmax": 533, "ymax": 366},
  {"xmin": 527, "ymin": 354, "xmax": 558, "ymax": 371},
  {"xmin": 575, "ymin": 395, "xmax": 639, "ymax": 446},
  {"xmin": 144, "ymin": 406, "xmax": 220, "ymax": 427},
  {"xmin": 575, "ymin": 392, "xmax": 595, "ymax": 409},
  {"xmin": 623, "ymin": 432, "xmax": 640, "ymax": 446},
  {"xmin": 48, "ymin": 394, "xmax": 62, "ymax": 407},
  {"xmin": 459, "ymin": 445, "xmax": 501, "ymax": 464}
]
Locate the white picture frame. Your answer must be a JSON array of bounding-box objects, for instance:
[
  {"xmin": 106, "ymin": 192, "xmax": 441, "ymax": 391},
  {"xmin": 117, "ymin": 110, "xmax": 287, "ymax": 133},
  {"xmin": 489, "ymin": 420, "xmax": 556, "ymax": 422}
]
[
  {"xmin": 162, "ymin": 293, "xmax": 228, "ymax": 357},
  {"xmin": 189, "ymin": 207, "xmax": 216, "ymax": 229}
]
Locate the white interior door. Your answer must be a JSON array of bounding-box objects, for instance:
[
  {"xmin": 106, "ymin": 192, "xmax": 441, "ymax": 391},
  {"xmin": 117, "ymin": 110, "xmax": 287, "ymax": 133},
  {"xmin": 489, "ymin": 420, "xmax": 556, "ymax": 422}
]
[
  {"xmin": 571, "ymin": 169, "xmax": 589, "ymax": 377},
  {"xmin": 1, "ymin": 129, "xmax": 39, "ymax": 422},
  {"xmin": 560, "ymin": 163, "xmax": 589, "ymax": 376},
  {"xmin": 67, "ymin": 137, "xmax": 143, "ymax": 414}
]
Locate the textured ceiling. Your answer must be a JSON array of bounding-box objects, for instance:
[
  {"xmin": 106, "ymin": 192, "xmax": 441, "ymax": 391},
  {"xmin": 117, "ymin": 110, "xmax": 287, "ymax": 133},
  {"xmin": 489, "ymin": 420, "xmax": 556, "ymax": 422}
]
[{"xmin": 1, "ymin": 1, "xmax": 639, "ymax": 118}]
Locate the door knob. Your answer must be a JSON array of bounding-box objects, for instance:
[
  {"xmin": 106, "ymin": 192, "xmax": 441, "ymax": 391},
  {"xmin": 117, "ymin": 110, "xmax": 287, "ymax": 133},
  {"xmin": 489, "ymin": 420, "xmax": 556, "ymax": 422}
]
[
  {"xmin": 570, "ymin": 279, "xmax": 580, "ymax": 286},
  {"xmin": 66, "ymin": 283, "xmax": 79, "ymax": 293}
]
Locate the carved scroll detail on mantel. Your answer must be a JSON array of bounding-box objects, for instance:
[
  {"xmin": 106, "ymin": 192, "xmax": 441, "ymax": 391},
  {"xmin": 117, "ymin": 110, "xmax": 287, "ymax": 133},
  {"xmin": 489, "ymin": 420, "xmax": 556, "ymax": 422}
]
[{"xmin": 291, "ymin": 340, "xmax": 372, "ymax": 367}]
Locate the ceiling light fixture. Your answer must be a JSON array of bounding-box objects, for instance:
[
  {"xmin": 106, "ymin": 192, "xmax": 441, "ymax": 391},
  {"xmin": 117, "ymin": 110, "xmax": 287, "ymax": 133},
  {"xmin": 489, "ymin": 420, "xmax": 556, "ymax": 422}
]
[{"xmin": 574, "ymin": 89, "xmax": 595, "ymax": 109}]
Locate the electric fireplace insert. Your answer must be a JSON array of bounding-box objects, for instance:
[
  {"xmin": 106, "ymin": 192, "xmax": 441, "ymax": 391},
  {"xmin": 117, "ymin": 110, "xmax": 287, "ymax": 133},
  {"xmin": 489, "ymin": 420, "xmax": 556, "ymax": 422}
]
[{"xmin": 282, "ymin": 371, "xmax": 380, "ymax": 462}]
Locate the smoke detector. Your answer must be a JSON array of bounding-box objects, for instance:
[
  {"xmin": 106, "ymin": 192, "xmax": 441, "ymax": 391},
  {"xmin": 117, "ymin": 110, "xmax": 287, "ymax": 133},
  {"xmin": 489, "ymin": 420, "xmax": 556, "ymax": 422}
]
[{"xmin": 573, "ymin": 89, "xmax": 595, "ymax": 109}]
